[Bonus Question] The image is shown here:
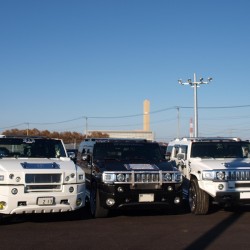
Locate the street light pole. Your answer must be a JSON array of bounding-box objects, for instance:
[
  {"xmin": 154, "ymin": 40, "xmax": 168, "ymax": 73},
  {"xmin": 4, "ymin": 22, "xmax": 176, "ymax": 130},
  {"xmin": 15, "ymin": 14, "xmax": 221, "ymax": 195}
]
[
  {"xmin": 178, "ymin": 73, "xmax": 212, "ymax": 137},
  {"xmin": 193, "ymin": 73, "xmax": 198, "ymax": 137}
]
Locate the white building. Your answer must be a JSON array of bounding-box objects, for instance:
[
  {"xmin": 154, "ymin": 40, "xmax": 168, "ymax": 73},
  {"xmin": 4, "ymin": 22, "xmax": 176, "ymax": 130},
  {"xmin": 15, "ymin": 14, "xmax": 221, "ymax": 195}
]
[
  {"xmin": 88, "ymin": 130, "xmax": 154, "ymax": 141},
  {"xmin": 88, "ymin": 100, "xmax": 154, "ymax": 141}
]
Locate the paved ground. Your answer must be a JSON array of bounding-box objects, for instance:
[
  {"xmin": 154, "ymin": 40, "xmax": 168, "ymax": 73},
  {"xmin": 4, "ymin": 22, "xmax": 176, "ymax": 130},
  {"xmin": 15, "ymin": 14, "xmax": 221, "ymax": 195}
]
[{"xmin": 1, "ymin": 206, "xmax": 250, "ymax": 250}]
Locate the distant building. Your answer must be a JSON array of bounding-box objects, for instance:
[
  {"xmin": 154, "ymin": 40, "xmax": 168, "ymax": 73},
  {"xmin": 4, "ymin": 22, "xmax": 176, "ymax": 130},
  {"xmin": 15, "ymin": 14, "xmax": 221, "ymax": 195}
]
[
  {"xmin": 87, "ymin": 130, "xmax": 154, "ymax": 141},
  {"xmin": 87, "ymin": 100, "xmax": 154, "ymax": 141}
]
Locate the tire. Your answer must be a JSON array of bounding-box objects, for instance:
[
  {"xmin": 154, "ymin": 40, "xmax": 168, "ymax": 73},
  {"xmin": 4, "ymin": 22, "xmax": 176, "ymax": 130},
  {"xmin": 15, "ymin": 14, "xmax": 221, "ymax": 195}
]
[
  {"xmin": 189, "ymin": 178, "xmax": 210, "ymax": 215},
  {"xmin": 90, "ymin": 184, "xmax": 109, "ymax": 218}
]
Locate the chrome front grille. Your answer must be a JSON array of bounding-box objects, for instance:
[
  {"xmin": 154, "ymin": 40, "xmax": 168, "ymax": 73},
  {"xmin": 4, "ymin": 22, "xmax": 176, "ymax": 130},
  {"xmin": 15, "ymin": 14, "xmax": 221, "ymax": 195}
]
[
  {"xmin": 227, "ymin": 170, "xmax": 250, "ymax": 181},
  {"xmin": 25, "ymin": 174, "xmax": 62, "ymax": 192},
  {"xmin": 102, "ymin": 171, "xmax": 182, "ymax": 185},
  {"xmin": 134, "ymin": 173, "xmax": 160, "ymax": 183}
]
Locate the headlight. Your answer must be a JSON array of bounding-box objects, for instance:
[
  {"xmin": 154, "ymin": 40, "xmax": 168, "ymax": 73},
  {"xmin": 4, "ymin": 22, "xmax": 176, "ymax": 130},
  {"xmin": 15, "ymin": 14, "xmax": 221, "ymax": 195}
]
[
  {"xmin": 202, "ymin": 171, "xmax": 215, "ymax": 180},
  {"xmin": 175, "ymin": 173, "xmax": 182, "ymax": 182},
  {"xmin": 116, "ymin": 173, "xmax": 125, "ymax": 182},
  {"xmin": 103, "ymin": 173, "xmax": 116, "ymax": 183},
  {"xmin": 163, "ymin": 173, "xmax": 172, "ymax": 181},
  {"xmin": 216, "ymin": 171, "xmax": 225, "ymax": 180}
]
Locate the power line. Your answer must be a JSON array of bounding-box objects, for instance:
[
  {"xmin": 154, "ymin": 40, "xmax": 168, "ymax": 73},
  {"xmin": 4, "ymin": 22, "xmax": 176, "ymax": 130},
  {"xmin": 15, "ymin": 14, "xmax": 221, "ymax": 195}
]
[{"xmin": 2, "ymin": 104, "xmax": 250, "ymax": 130}]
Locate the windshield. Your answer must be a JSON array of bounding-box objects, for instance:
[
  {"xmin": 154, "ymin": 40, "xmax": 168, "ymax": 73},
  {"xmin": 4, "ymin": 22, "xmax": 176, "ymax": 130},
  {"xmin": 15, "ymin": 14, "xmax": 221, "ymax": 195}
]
[
  {"xmin": 0, "ymin": 137, "xmax": 66, "ymax": 158},
  {"xmin": 191, "ymin": 141, "xmax": 250, "ymax": 158},
  {"xmin": 93, "ymin": 142, "xmax": 163, "ymax": 161}
]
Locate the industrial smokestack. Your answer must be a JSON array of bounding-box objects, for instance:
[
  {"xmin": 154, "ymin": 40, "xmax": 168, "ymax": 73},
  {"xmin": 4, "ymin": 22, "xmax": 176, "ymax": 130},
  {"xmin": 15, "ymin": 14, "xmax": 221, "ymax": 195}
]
[
  {"xmin": 143, "ymin": 99, "xmax": 150, "ymax": 131},
  {"xmin": 190, "ymin": 118, "xmax": 194, "ymax": 138}
]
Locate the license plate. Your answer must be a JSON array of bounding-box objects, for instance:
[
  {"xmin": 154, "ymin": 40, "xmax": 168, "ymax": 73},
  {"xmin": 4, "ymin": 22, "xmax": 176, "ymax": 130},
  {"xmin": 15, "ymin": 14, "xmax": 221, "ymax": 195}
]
[
  {"xmin": 240, "ymin": 192, "xmax": 250, "ymax": 199},
  {"xmin": 37, "ymin": 197, "xmax": 54, "ymax": 206},
  {"xmin": 139, "ymin": 194, "xmax": 154, "ymax": 202}
]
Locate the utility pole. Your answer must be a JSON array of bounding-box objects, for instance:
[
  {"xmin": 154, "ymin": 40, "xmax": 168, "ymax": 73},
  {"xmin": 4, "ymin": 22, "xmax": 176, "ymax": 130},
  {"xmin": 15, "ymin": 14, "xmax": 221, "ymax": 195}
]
[
  {"xmin": 26, "ymin": 122, "xmax": 29, "ymax": 136},
  {"xmin": 178, "ymin": 73, "xmax": 212, "ymax": 137},
  {"xmin": 85, "ymin": 117, "xmax": 88, "ymax": 138},
  {"xmin": 176, "ymin": 106, "xmax": 180, "ymax": 139}
]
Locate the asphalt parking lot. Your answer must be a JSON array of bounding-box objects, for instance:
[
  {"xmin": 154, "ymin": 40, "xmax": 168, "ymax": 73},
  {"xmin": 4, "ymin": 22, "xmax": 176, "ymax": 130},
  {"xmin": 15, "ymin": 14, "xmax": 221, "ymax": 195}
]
[{"xmin": 1, "ymin": 205, "xmax": 250, "ymax": 250}]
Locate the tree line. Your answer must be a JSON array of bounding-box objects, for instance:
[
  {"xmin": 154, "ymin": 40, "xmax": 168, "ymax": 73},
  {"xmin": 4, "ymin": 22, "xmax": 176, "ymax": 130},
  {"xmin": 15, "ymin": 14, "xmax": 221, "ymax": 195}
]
[{"xmin": 2, "ymin": 129, "xmax": 109, "ymax": 144}]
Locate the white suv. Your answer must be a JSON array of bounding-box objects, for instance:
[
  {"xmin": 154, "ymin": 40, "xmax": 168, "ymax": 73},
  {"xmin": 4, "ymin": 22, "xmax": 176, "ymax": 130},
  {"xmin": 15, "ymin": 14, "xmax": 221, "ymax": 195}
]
[
  {"xmin": 0, "ymin": 136, "xmax": 85, "ymax": 221},
  {"xmin": 167, "ymin": 137, "xmax": 250, "ymax": 214}
]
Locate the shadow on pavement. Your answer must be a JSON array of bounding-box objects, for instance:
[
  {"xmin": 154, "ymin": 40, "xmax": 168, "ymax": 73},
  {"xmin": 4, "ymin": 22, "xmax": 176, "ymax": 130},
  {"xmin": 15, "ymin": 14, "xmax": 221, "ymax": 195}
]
[{"xmin": 184, "ymin": 210, "xmax": 245, "ymax": 250}]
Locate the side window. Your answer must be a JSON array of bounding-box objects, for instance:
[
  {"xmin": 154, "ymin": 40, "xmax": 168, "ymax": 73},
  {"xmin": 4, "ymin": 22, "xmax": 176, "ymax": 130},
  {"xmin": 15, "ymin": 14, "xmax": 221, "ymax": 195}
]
[
  {"xmin": 243, "ymin": 146, "xmax": 250, "ymax": 158},
  {"xmin": 81, "ymin": 148, "xmax": 91, "ymax": 156},
  {"xmin": 81, "ymin": 148, "xmax": 86, "ymax": 155},
  {"xmin": 173, "ymin": 145, "xmax": 180, "ymax": 158},
  {"xmin": 179, "ymin": 145, "xmax": 188, "ymax": 160},
  {"xmin": 166, "ymin": 145, "xmax": 173, "ymax": 155},
  {"xmin": 180, "ymin": 145, "xmax": 187, "ymax": 154}
]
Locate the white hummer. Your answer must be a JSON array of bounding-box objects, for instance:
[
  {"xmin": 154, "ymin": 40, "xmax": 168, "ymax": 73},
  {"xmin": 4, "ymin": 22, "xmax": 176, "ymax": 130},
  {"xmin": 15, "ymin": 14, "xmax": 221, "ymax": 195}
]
[
  {"xmin": 167, "ymin": 137, "xmax": 250, "ymax": 214},
  {"xmin": 0, "ymin": 136, "xmax": 85, "ymax": 221}
]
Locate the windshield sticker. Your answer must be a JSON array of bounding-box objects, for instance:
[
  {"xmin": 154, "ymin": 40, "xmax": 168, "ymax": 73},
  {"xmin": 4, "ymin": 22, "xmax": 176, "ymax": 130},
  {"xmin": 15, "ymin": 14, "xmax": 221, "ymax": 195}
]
[
  {"xmin": 124, "ymin": 164, "xmax": 159, "ymax": 170},
  {"xmin": 23, "ymin": 138, "xmax": 35, "ymax": 144},
  {"xmin": 21, "ymin": 162, "xmax": 60, "ymax": 169}
]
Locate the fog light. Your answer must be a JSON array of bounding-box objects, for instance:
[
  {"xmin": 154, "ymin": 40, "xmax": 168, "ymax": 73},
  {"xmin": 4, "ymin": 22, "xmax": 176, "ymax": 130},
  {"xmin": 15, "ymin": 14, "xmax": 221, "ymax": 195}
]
[
  {"xmin": 16, "ymin": 177, "xmax": 21, "ymax": 182},
  {"xmin": 174, "ymin": 197, "xmax": 181, "ymax": 204},
  {"xmin": 106, "ymin": 198, "xmax": 115, "ymax": 207},
  {"xmin": 76, "ymin": 198, "xmax": 82, "ymax": 206},
  {"xmin": 0, "ymin": 201, "xmax": 6, "ymax": 210},
  {"xmin": 117, "ymin": 186, "xmax": 124, "ymax": 192},
  {"xmin": 218, "ymin": 184, "xmax": 224, "ymax": 190},
  {"xmin": 9, "ymin": 174, "xmax": 14, "ymax": 179},
  {"xmin": 69, "ymin": 186, "xmax": 74, "ymax": 193},
  {"xmin": 167, "ymin": 186, "xmax": 173, "ymax": 191},
  {"xmin": 65, "ymin": 176, "xmax": 70, "ymax": 181},
  {"xmin": 11, "ymin": 188, "xmax": 18, "ymax": 195}
]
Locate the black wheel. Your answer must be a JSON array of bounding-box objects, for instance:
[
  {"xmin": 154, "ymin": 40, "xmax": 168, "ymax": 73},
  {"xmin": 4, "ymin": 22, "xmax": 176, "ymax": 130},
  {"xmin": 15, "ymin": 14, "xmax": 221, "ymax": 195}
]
[
  {"xmin": 90, "ymin": 184, "xmax": 109, "ymax": 218},
  {"xmin": 189, "ymin": 178, "xmax": 210, "ymax": 215}
]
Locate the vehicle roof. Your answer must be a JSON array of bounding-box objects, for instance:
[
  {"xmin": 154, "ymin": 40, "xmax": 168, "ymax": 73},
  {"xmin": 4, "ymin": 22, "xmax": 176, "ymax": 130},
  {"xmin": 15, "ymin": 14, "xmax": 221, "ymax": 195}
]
[
  {"xmin": 169, "ymin": 137, "xmax": 243, "ymax": 143},
  {"xmin": 0, "ymin": 135, "xmax": 60, "ymax": 140},
  {"xmin": 83, "ymin": 138, "xmax": 149, "ymax": 143}
]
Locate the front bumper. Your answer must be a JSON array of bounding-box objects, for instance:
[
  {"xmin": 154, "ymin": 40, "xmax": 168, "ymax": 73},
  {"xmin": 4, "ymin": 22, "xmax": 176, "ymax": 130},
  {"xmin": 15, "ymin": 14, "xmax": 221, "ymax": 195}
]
[
  {"xmin": 98, "ymin": 183, "xmax": 182, "ymax": 210},
  {"xmin": 0, "ymin": 183, "xmax": 85, "ymax": 215},
  {"xmin": 214, "ymin": 191, "xmax": 250, "ymax": 206}
]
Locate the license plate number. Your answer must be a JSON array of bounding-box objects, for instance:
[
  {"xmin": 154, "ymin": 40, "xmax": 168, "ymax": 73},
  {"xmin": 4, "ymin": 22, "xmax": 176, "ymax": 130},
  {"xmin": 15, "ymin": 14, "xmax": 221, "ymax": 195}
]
[
  {"xmin": 139, "ymin": 194, "xmax": 154, "ymax": 202},
  {"xmin": 37, "ymin": 197, "xmax": 54, "ymax": 206}
]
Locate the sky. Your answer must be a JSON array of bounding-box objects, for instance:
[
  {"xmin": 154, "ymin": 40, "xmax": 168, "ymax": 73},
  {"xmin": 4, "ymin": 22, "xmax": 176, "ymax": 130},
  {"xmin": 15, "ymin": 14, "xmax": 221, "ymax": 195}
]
[{"xmin": 1, "ymin": 0, "xmax": 250, "ymax": 142}]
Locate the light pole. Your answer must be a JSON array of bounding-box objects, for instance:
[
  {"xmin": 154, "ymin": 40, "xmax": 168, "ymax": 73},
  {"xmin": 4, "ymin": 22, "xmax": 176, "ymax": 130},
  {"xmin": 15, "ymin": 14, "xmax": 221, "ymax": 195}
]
[{"xmin": 178, "ymin": 73, "xmax": 212, "ymax": 137}]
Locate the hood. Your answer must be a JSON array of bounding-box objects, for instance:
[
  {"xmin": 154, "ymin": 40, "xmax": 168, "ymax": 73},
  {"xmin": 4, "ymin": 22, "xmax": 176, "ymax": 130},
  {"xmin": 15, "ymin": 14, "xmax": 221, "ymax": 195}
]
[
  {"xmin": 95, "ymin": 160, "xmax": 177, "ymax": 172},
  {"xmin": 190, "ymin": 158, "xmax": 250, "ymax": 170},
  {"xmin": 0, "ymin": 157, "xmax": 75, "ymax": 173}
]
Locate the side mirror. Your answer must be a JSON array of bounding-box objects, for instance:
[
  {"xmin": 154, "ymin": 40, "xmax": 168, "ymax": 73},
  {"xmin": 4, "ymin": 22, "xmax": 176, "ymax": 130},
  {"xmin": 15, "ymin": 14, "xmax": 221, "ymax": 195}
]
[
  {"xmin": 177, "ymin": 153, "xmax": 186, "ymax": 168},
  {"xmin": 68, "ymin": 152, "xmax": 76, "ymax": 159},
  {"xmin": 82, "ymin": 154, "xmax": 91, "ymax": 162},
  {"xmin": 177, "ymin": 153, "xmax": 185, "ymax": 160}
]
